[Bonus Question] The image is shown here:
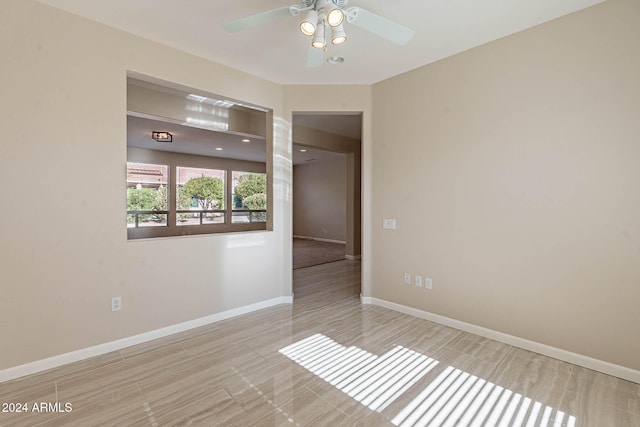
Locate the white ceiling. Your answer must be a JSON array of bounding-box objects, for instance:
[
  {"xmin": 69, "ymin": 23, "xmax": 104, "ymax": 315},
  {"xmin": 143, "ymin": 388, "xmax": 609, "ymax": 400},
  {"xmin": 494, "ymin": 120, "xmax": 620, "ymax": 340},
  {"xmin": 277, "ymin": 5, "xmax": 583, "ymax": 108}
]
[
  {"xmin": 126, "ymin": 79, "xmax": 357, "ymax": 165},
  {"xmin": 37, "ymin": 0, "xmax": 604, "ymax": 85},
  {"xmin": 127, "ymin": 115, "xmax": 267, "ymax": 163},
  {"xmin": 128, "ymin": 114, "xmax": 345, "ymax": 166}
]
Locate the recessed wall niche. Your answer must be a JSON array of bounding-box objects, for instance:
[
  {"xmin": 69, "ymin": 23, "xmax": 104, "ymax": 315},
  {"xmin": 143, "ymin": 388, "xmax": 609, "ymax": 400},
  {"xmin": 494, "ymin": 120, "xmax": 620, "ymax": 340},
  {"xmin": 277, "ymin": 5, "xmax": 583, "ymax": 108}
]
[{"xmin": 126, "ymin": 77, "xmax": 272, "ymax": 239}]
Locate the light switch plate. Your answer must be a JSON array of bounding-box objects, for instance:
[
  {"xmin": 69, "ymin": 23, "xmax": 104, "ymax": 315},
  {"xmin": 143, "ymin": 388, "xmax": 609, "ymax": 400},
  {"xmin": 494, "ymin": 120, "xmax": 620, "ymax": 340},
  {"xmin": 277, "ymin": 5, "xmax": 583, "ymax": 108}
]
[
  {"xmin": 415, "ymin": 275, "xmax": 423, "ymax": 287},
  {"xmin": 403, "ymin": 272, "xmax": 411, "ymax": 285},
  {"xmin": 383, "ymin": 218, "xmax": 397, "ymax": 229}
]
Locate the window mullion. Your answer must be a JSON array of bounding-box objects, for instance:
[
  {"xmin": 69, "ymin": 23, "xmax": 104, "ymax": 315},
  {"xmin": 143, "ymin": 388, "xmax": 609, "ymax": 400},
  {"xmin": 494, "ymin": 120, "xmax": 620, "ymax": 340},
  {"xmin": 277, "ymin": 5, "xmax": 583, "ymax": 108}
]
[
  {"xmin": 225, "ymin": 169, "xmax": 233, "ymax": 225},
  {"xmin": 168, "ymin": 165, "xmax": 177, "ymax": 228}
]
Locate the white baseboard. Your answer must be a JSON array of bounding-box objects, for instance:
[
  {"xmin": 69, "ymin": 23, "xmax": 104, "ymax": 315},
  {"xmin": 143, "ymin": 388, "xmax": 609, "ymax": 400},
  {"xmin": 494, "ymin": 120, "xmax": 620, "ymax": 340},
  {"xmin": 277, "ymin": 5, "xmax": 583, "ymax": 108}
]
[
  {"xmin": 360, "ymin": 294, "xmax": 373, "ymax": 304},
  {"xmin": 0, "ymin": 296, "xmax": 293, "ymax": 383},
  {"xmin": 282, "ymin": 295, "xmax": 294, "ymax": 304},
  {"xmin": 345, "ymin": 254, "xmax": 362, "ymax": 261},
  {"xmin": 293, "ymin": 235, "xmax": 346, "ymax": 245},
  {"xmin": 362, "ymin": 297, "xmax": 640, "ymax": 384}
]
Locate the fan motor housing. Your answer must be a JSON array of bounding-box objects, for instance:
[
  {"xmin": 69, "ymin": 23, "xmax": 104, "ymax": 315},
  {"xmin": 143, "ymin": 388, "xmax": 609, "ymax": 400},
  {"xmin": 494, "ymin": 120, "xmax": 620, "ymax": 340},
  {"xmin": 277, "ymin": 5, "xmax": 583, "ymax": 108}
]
[{"xmin": 300, "ymin": 0, "xmax": 349, "ymax": 9}]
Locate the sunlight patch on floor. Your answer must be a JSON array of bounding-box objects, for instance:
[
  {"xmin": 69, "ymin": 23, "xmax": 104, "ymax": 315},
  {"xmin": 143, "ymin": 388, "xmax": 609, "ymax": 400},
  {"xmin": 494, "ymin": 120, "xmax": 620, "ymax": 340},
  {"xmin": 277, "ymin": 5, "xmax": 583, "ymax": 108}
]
[
  {"xmin": 279, "ymin": 334, "xmax": 438, "ymax": 412},
  {"xmin": 279, "ymin": 334, "xmax": 576, "ymax": 427}
]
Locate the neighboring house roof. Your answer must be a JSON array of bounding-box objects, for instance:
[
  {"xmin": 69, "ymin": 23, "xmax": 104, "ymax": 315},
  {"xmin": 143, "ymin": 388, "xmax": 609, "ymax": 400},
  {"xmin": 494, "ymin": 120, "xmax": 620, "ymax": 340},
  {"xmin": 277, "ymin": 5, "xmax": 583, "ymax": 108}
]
[{"xmin": 127, "ymin": 162, "xmax": 227, "ymax": 187}]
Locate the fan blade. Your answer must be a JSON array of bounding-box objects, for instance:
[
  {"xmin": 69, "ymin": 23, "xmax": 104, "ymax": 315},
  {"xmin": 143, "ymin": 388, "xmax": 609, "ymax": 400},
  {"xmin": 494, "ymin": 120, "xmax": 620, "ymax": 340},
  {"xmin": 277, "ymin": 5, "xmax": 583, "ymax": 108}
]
[
  {"xmin": 345, "ymin": 7, "xmax": 415, "ymax": 45},
  {"xmin": 223, "ymin": 6, "xmax": 293, "ymax": 33},
  {"xmin": 306, "ymin": 45, "xmax": 324, "ymax": 67}
]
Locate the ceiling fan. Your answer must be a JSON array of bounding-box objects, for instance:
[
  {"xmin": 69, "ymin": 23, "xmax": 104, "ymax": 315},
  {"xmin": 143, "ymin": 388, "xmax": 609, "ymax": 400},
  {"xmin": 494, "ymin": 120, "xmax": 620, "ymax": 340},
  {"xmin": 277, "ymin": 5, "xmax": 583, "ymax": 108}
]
[{"xmin": 222, "ymin": 0, "xmax": 415, "ymax": 67}]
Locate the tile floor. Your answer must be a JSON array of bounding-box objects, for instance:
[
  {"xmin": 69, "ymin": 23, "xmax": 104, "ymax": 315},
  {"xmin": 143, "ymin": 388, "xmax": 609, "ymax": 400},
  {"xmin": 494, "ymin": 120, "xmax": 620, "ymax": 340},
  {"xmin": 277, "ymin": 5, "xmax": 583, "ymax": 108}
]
[{"xmin": 0, "ymin": 260, "xmax": 638, "ymax": 426}]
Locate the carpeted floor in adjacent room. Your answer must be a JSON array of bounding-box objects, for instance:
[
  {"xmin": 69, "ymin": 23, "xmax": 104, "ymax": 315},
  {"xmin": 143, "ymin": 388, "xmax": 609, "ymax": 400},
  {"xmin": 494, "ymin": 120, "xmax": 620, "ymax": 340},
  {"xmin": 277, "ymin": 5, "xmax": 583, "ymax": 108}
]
[{"xmin": 292, "ymin": 238, "xmax": 346, "ymax": 269}]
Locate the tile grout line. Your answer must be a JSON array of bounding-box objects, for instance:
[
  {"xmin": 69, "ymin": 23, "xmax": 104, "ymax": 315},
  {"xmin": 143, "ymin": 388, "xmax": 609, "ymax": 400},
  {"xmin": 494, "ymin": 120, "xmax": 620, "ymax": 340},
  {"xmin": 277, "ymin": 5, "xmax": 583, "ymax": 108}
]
[
  {"xmin": 135, "ymin": 383, "xmax": 159, "ymax": 427},
  {"xmin": 178, "ymin": 343, "xmax": 188, "ymax": 355},
  {"xmin": 303, "ymin": 383, "xmax": 352, "ymax": 418},
  {"xmin": 558, "ymin": 363, "xmax": 575, "ymax": 413},
  {"xmin": 231, "ymin": 367, "xmax": 301, "ymax": 426}
]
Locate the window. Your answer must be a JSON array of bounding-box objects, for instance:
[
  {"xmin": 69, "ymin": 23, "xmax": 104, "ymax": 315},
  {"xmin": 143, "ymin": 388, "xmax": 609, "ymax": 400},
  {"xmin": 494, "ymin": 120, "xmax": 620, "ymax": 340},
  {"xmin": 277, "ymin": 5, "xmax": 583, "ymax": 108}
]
[
  {"xmin": 176, "ymin": 167, "xmax": 225, "ymax": 226},
  {"xmin": 126, "ymin": 77, "xmax": 271, "ymax": 239},
  {"xmin": 232, "ymin": 171, "xmax": 267, "ymax": 224},
  {"xmin": 126, "ymin": 162, "xmax": 168, "ymax": 228}
]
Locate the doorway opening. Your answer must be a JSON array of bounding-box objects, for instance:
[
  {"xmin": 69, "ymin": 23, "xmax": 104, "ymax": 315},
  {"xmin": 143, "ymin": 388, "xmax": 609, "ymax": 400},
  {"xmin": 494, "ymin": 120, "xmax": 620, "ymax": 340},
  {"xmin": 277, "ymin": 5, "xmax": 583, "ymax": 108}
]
[{"xmin": 291, "ymin": 112, "xmax": 362, "ymax": 271}]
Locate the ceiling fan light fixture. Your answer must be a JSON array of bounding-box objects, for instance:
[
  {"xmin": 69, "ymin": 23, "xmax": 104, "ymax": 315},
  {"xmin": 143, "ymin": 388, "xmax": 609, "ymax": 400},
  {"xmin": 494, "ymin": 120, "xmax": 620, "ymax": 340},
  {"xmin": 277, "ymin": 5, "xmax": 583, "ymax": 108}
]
[
  {"xmin": 311, "ymin": 39, "xmax": 326, "ymax": 49},
  {"xmin": 300, "ymin": 9, "xmax": 318, "ymax": 35},
  {"xmin": 311, "ymin": 21, "xmax": 326, "ymax": 49},
  {"xmin": 327, "ymin": 8, "xmax": 344, "ymax": 27},
  {"xmin": 331, "ymin": 24, "xmax": 347, "ymax": 44}
]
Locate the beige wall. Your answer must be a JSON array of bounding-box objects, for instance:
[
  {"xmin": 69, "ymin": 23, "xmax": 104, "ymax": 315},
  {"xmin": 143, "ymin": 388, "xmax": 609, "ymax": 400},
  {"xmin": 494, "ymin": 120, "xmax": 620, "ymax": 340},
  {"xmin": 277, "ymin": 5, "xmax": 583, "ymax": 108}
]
[
  {"xmin": 291, "ymin": 124, "xmax": 362, "ymax": 254},
  {"xmin": 371, "ymin": 0, "xmax": 640, "ymax": 371},
  {"xmin": 293, "ymin": 157, "xmax": 348, "ymax": 242},
  {"xmin": 0, "ymin": 0, "xmax": 291, "ymax": 371}
]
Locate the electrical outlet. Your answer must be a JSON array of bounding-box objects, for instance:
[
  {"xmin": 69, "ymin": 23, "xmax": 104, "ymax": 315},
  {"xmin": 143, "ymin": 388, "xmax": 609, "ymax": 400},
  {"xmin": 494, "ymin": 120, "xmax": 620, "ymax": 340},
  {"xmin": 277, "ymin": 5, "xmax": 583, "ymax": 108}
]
[
  {"xmin": 415, "ymin": 275, "xmax": 423, "ymax": 287},
  {"xmin": 425, "ymin": 278, "xmax": 433, "ymax": 290},
  {"xmin": 111, "ymin": 296, "xmax": 122, "ymax": 312},
  {"xmin": 403, "ymin": 272, "xmax": 411, "ymax": 285}
]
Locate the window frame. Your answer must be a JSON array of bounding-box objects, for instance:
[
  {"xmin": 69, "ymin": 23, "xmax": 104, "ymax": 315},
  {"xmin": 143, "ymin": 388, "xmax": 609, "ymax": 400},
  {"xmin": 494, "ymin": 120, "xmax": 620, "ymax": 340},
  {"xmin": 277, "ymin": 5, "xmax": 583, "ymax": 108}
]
[
  {"xmin": 126, "ymin": 162, "xmax": 170, "ymax": 229},
  {"xmin": 127, "ymin": 147, "xmax": 267, "ymax": 240},
  {"xmin": 175, "ymin": 165, "xmax": 227, "ymax": 227},
  {"xmin": 231, "ymin": 170, "xmax": 268, "ymax": 224}
]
